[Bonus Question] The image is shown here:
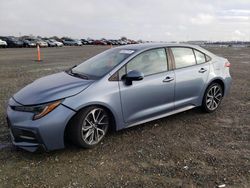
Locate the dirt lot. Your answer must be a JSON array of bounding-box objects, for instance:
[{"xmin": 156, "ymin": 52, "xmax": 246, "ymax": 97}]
[{"xmin": 0, "ymin": 46, "xmax": 249, "ymax": 188}]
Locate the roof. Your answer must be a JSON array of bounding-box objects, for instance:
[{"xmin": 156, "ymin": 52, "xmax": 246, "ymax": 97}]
[
  {"xmin": 115, "ymin": 42, "xmax": 215, "ymax": 57},
  {"xmin": 116, "ymin": 43, "xmax": 199, "ymax": 50}
]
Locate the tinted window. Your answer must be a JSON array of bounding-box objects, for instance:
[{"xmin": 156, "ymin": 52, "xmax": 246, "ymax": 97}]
[
  {"xmin": 172, "ymin": 48, "xmax": 196, "ymax": 69},
  {"xmin": 127, "ymin": 48, "xmax": 168, "ymax": 76},
  {"xmin": 194, "ymin": 50, "xmax": 206, "ymax": 64}
]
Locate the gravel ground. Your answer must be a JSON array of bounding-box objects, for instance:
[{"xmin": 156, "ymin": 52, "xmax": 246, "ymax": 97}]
[{"xmin": 0, "ymin": 46, "xmax": 249, "ymax": 188}]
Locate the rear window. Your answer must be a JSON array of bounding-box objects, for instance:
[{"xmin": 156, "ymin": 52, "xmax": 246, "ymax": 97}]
[
  {"xmin": 206, "ymin": 55, "xmax": 212, "ymax": 61},
  {"xmin": 194, "ymin": 50, "xmax": 206, "ymax": 64},
  {"xmin": 171, "ymin": 48, "xmax": 196, "ymax": 69}
]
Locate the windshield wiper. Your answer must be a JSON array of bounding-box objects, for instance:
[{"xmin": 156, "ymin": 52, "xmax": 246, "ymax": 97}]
[
  {"xmin": 66, "ymin": 69, "xmax": 89, "ymax": 80},
  {"xmin": 72, "ymin": 72, "xmax": 89, "ymax": 80}
]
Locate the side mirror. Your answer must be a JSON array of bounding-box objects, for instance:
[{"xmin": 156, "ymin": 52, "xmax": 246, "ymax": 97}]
[{"xmin": 123, "ymin": 70, "xmax": 144, "ymax": 85}]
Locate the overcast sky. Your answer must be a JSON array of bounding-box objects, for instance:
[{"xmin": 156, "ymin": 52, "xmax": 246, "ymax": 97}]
[{"xmin": 0, "ymin": 0, "xmax": 250, "ymax": 41}]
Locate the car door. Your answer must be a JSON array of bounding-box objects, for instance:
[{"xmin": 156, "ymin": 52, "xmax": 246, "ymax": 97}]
[
  {"xmin": 170, "ymin": 47, "xmax": 210, "ymax": 108},
  {"xmin": 118, "ymin": 48, "xmax": 175, "ymax": 124}
]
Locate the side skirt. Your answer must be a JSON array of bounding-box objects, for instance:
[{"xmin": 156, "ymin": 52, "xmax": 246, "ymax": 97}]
[{"xmin": 126, "ymin": 105, "xmax": 196, "ymax": 128}]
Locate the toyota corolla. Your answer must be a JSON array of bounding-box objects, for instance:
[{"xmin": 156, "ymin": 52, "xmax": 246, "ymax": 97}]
[{"xmin": 6, "ymin": 43, "xmax": 232, "ymax": 152}]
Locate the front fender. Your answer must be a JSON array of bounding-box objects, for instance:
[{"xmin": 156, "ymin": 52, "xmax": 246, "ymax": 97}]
[{"xmin": 62, "ymin": 80, "xmax": 125, "ymax": 131}]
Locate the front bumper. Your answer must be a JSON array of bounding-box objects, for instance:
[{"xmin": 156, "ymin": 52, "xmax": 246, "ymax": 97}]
[
  {"xmin": 7, "ymin": 98, "xmax": 75, "ymax": 152},
  {"xmin": 8, "ymin": 124, "xmax": 46, "ymax": 152}
]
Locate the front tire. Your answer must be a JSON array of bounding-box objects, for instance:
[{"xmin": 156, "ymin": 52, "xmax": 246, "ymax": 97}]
[
  {"xmin": 68, "ymin": 106, "xmax": 110, "ymax": 148},
  {"xmin": 202, "ymin": 83, "xmax": 223, "ymax": 113}
]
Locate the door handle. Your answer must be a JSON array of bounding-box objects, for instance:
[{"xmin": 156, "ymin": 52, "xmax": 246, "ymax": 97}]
[
  {"xmin": 199, "ymin": 68, "xmax": 207, "ymax": 73},
  {"xmin": 163, "ymin": 76, "xmax": 174, "ymax": 82}
]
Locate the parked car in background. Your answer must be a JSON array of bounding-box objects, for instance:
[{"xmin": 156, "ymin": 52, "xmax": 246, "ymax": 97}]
[
  {"xmin": 118, "ymin": 40, "xmax": 127, "ymax": 45},
  {"xmin": 49, "ymin": 39, "xmax": 63, "ymax": 47},
  {"xmin": 129, "ymin": 40, "xmax": 138, "ymax": 44},
  {"xmin": 44, "ymin": 39, "xmax": 57, "ymax": 47},
  {"xmin": 36, "ymin": 39, "xmax": 48, "ymax": 47},
  {"xmin": 0, "ymin": 39, "xmax": 7, "ymax": 48},
  {"xmin": 6, "ymin": 43, "xmax": 232, "ymax": 152},
  {"xmin": 93, "ymin": 40, "xmax": 107, "ymax": 45},
  {"xmin": 75, "ymin": 39, "xmax": 82, "ymax": 46},
  {"xmin": 0, "ymin": 36, "xmax": 24, "ymax": 47},
  {"xmin": 87, "ymin": 39, "xmax": 94, "ymax": 45},
  {"xmin": 81, "ymin": 39, "xmax": 89, "ymax": 45},
  {"xmin": 22, "ymin": 38, "xmax": 37, "ymax": 47},
  {"xmin": 62, "ymin": 38, "xmax": 82, "ymax": 46},
  {"xmin": 102, "ymin": 39, "xmax": 113, "ymax": 45},
  {"xmin": 109, "ymin": 40, "xmax": 119, "ymax": 45}
]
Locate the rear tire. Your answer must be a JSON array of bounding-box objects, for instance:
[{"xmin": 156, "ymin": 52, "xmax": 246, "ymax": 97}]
[
  {"xmin": 68, "ymin": 106, "xmax": 110, "ymax": 148},
  {"xmin": 202, "ymin": 83, "xmax": 223, "ymax": 113}
]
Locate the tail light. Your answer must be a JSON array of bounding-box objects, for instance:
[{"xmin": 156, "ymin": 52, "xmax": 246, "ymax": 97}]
[{"xmin": 225, "ymin": 61, "xmax": 231, "ymax": 67}]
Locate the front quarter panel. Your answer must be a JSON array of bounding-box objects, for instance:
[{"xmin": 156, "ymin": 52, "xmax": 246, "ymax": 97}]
[{"xmin": 62, "ymin": 78, "xmax": 125, "ymax": 130}]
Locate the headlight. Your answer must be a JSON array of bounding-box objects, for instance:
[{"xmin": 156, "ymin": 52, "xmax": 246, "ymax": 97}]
[
  {"xmin": 33, "ymin": 100, "xmax": 61, "ymax": 120},
  {"xmin": 11, "ymin": 100, "xmax": 62, "ymax": 120}
]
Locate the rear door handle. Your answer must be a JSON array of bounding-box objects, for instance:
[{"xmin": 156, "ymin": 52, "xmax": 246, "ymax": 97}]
[
  {"xmin": 199, "ymin": 68, "xmax": 207, "ymax": 73},
  {"xmin": 163, "ymin": 76, "xmax": 174, "ymax": 82}
]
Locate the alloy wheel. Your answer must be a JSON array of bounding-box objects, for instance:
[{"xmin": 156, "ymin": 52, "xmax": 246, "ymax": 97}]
[
  {"xmin": 206, "ymin": 85, "xmax": 223, "ymax": 111},
  {"xmin": 81, "ymin": 108, "xmax": 109, "ymax": 145}
]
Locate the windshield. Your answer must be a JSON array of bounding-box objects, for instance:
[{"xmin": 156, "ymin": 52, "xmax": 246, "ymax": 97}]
[{"xmin": 72, "ymin": 48, "xmax": 135, "ymax": 78}]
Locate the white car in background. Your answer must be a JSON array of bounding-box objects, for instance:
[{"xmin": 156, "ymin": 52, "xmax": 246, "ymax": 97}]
[
  {"xmin": 0, "ymin": 39, "xmax": 7, "ymax": 47},
  {"xmin": 36, "ymin": 39, "xmax": 48, "ymax": 47},
  {"xmin": 49, "ymin": 39, "xmax": 64, "ymax": 47},
  {"xmin": 76, "ymin": 39, "xmax": 82, "ymax": 46}
]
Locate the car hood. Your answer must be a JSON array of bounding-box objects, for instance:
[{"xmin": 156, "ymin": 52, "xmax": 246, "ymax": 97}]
[{"xmin": 13, "ymin": 72, "xmax": 94, "ymax": 105}]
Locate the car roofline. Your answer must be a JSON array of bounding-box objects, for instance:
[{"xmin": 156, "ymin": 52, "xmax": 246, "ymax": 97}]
[{"xmin": 113, "ymin": 42, "xmax": 216, "ymax": 57}]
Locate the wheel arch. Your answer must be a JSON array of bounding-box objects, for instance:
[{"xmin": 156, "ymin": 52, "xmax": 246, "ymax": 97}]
[
  {"xmin": 206, "ymin": 77, "xmax": 225, "ymax": 96},
  {"xmin": 64, "ymin": 103, "xmax": 117, "ymax": 142},
  {"xmin": 201, "ymin": 77, "xmax": 225, "ymax": 112}
]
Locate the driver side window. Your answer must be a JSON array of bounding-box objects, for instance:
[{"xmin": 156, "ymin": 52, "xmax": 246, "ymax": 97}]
[{"xmin": 126, "ymin": 48, "xmax": 168, "ymax": 76}]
